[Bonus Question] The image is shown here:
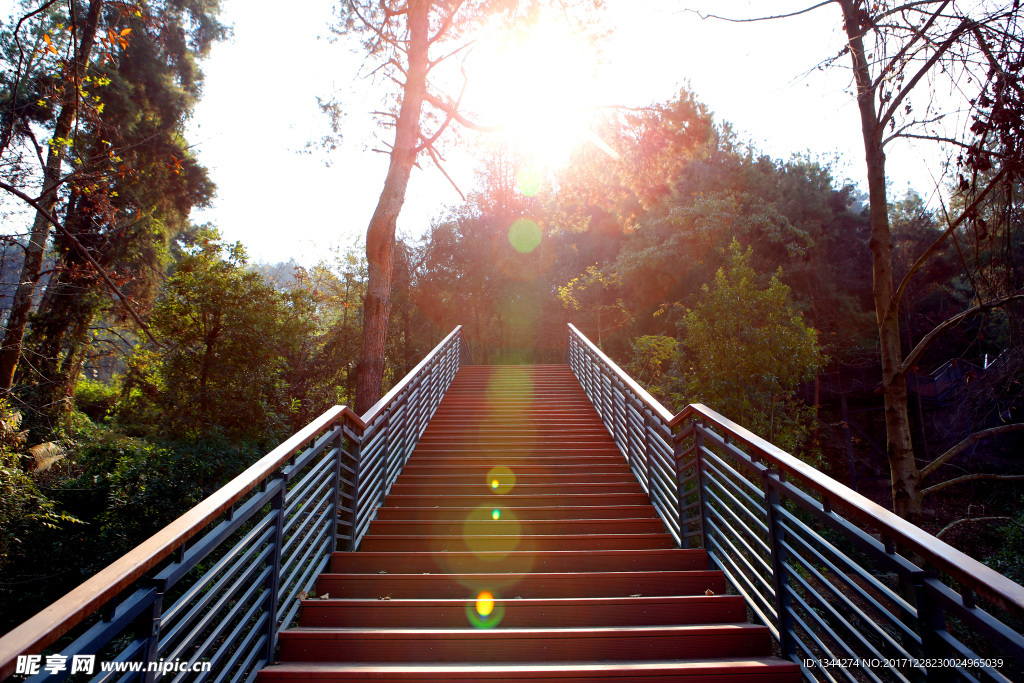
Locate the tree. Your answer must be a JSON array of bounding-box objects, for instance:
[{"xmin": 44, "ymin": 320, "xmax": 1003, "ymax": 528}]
[
  {"xmin": 681, "ymin": 242, "xmax": 825, "ymax": 455},
  {"xmin": 834, "ymin": 0, "xmax": 1024, "ymax": 521},
  {"xmin": 0, "ymin": 0, "xmax": 225, "ymax": 399},
  {"xmin": 694, "ymin": 0, "xmax": 1024, "ymax": 521},
  {"xmin": 331, "ymin": 0, "xmax": 602, "ymax": 413}
]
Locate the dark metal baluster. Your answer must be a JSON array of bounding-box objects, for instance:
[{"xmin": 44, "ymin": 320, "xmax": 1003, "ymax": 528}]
[
  {"xmin": 913, "ymin": 573, "xmax": 951, "ymax": 683},
  {"xmin": 643, "ymin": 407, "xmax": 653, "ymax": 503},
  {"xmin": 141, "ymin": 581, "xmax": 165, "ymax": 683},
  {"xmin": 763, "ymin": 467, "xmax": 795, "ymax": 661},
  {"xmin": 695, "ymin": 424, "xmax": 709, "ymax": 551},
  {"xmin": 674, "ymin": 424, "xmax": 692, "ymax": 549},
  {"xmin": 263, "ymin": 473, "xmax": 287, "ymax": 662},
  {"xmin": 327, "ymin": 422, "xmax": 343, "ymax": 551},
  {"xmin": 347, "ymin": 426, "xmax": 363, "ymax": 551}
]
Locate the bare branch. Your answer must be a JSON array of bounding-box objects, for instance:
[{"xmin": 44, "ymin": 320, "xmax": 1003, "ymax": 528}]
[
  {"xmin": 429, "ymin": 0, "xmax": 466, "ymax": 45},
  {"xmin": 923, "ymin": 474, "xmax": 1024, "ymax": 497},
  {"xmin": 921, "ymin": 423, "xmax": 1024, "ymax": 479},
  {"xmin": 885, "ymin": 166, "xmax": 1006, "ymax": 325},
  {"xmin": 874, "ymin": 0, "xmax": 950, "ymax": 88},
  {"xmin": 879, "ymin": 17, "xmax": 973, "ymax": 133},
  {"xmin": 0, "ymin": 180, "xmax": 163, "ymax": 347},
  {"xmin": 680, "ymin": 1, "xmax": 834, "ymax": 24},
  {"xmin": 423, "ymin": 143, "xmax": 465, "ymax": 201},
  {"xmin": 936, "ymin": 516, "xmax": 1014, "ymax": 539},
  {"xmin": 423, "ymin": 91, "xmax": 500, "ymax": 132},
  {"xmin": 901, "ymin": 291, "xmax": 1024, "ymax": 376}
]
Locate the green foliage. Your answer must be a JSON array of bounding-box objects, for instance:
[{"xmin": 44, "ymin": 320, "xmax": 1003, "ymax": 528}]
[
  {"xmin": 0, "ymin": 401, "xmax": 78, "ymax": 573},
  {"xmin": 627, "ymin": 335, "xmax": 681, "ymax": 403},
  {"xmin": 74, "ymin": 376, "xmax": 120, "ymax": 422},
  {"xmin": 138, "ymin": 229, "xmax": 309, "ymax": 442},
  {"xmin": 681, "ymin": 241, "xmax": 825, "ymax": 456}
]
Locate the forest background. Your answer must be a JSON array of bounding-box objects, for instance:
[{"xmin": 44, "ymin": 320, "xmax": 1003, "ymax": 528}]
[{"xmin": 0, "ymin": 0, "xmax": 1022, "ymax": 634}]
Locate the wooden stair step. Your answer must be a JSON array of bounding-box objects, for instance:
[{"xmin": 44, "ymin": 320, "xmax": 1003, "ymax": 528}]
[
  {"xmin": 277, "ymin": 624, "xmax": 772, "ymax": 663},
  {"xmin": 373, "ymin": 505, "xmax": 659, "ymax": 521},
  {"xmin": 381, "ymin": 493, "xmax": 652, "ymax": 507},
  {"xmin": 357, "ymin": 533, "xmax": 676, "ymax": 552},
  {"xmin": 259, "ymin": 659, "xmax": 801, "ymax": 682},
  {"xmin": 366, "ymin": 519, "xmax": 669, "ymax": 536},
  {"xmin": 328, "ymin": 549, "xmax": 709, "ymax": 574},
  {"xmin": 298, "ymin": 595, "xmax": 745, "ymax": 628},
  {"xmin": 315, "ymin": 570, "xmax": 726, "ymax": 599}
]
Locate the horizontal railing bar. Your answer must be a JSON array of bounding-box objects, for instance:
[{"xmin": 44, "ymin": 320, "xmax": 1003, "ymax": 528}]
[
  {"xmin": 702, "ymin": 476, "xmax": 773, "ymax": 560},
  {"xmin": 282, "ymin": 460, "xmax": 335, "ymax": 521},
  {"xmin": 281, "ymin": 428, "xmax": 342, "ymax": 483},
  {"xmin": 568, "ymin": 324, "xmax": 675, "ymax": 424},
  {"xmin": 161, "ymin": 522, "xmax": 275, "ymax": 636},
  {"xmin": 786, "ymin": 598, "xmax": 862, "ymax": 683},
  {"xmin": 201, "ymin": 598, "xmax": 269, "ymax": 683},
  {"xmin": 779, "ymin": 517, "xmax": 920, "ymax": 646},
  {"xmin": 162, "ymin": 546, "xmax": 274, "ymax": 662},
  {"xmin": 790, "ymin": 633, "xmax": 835, "ymax": 683},
  {"xmin": 703, "ymin": 501, "xmax": 774, "ymax": 587},
  {"xmin": 683, "ymin": 403, "xmax": 1024, "ymax": 618},
  {"xmin": 700, "ymin": 445, "xmax": 767, "ymax": 501},
  {"xmin": 923, "ymin": 576, "xmax": 1024, "ymax": 661},
  {"xmin": 173, "ymin": 563, "xmax": 273, "ymax": 671},
  {"xmin": 87, "ymin": 637, "xmax": 146, "ymax": 683},
  {"xmin": 782, "ymin": 543, "xmax": 916, "ymax": 675},
  {"xmin": 706, "ymin": 545, "xmax": 779, "ymax": 638},
  {"xmin": 0, "ymin": 403, "xmax": 354, "ymax": 677},
  {"xmin": 281, "ymin": 501, "xmax": 331, "ymax": 562},
  {"xmin": 934, "ymin": 629, "xmax": 1010, "ymax": 683},
  {"xmin": 38, "ymin": 587, "xmax": 156, "ymax": 669},
  {"xmin": 701, "ymin": 456, "xmax": 769, "ymax": 530},
  {"xmin": 360, "ymin": 326, "xmax": 464, "ymax": 424},
  {"xmin": 157, "ymin": 479, "xmax": 280, "ymax": 590},
  {"xmin": 280, "ymin": 513, "xmax": 332, "ymax": 596},
  {"xmin": 704, "ymin": 515, "xmax": 775, "ymax": 605}
]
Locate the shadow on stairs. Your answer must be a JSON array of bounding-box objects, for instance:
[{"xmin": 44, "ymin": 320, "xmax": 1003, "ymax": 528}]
[{"xmin": 258, "ymin": 365, "xmax": 801, "ymax": 682}]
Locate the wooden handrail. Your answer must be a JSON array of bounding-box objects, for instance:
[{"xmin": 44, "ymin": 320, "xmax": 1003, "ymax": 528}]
[
  {"xmin": 568, "ymin": 324, "xmax": 675, "ymax": 424},
  {"xmin": 0, "ymin": 404, "xmax": 361, "ymax": 679},
  {"xmin": 568, "ymin": 323, "xmax": 1024, "ymax": 620},
  {"xmin": 359, "ymin": 325, "xmax": 465, "ymax": 426}
]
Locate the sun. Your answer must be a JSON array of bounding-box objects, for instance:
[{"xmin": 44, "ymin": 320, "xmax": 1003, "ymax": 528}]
[{"xmin": 462, "ymin": 16, "xmax": 607, "ymax": 171}]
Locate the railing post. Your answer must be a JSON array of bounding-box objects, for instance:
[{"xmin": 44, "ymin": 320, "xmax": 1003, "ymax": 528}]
[
  {"xmin": 140, "ymin": 582, "xmax": 164, "ymax": 683},
  {"xmin": 673, "ymin": 423, "xmax": 693, "ymax": 549},
  {"xmin": 694, "ymin": 423, "xmax": 710, "ymax": 552},
  {"xmin": 327, "ymin": 420, "xmax": 344, "ymax": 551},
  {"xmin": 762, "ymin": 467, "xmax": 796, "ymax": 661},
  {"xmin": 347, "ymin": 426, "xmax": 363, "ymax": 552},
  {"xmin": 263, "ymin": 472, "xmax": 287, "ymax": 662},
  {"xmin": 913, "ymin": 573, "xmax": 952, "ymax": 683},
  {"xmin": 643, "ymin": 407, "xmax": 653, "ymax": 503}
]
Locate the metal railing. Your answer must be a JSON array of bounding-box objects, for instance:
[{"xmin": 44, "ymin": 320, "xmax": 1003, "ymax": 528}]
[
  {"xmin": 0, "ymin": 326, "xmax": 471, "ymax": 682},
  {"xmin": 567, "ymin": 323, "xmax": 1024, "ymax": 683}
]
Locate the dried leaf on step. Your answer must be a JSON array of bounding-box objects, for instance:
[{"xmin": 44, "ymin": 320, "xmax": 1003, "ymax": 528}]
[
  {"xmin": 630, "ymin": 594, "xmax": 642, "ymax": 598},
  {"xmin": 705, "ymin": 589, "xmax": 715, "ymax": 596},
  {"xmin": 298, "ymin": 591, "xmax": 308, "ymax": 600},
  {"xmin": 319, "ymin": 593, "xmax": 330, "ymax": 600}
]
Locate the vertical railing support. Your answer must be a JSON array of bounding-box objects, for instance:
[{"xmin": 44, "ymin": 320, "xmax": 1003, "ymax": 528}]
[
  {"xmin": 674, "ymin": 424, "xmax": 693, "ymax": 549},
  {"xmin": 694, "ymin": 424, "xmax": 710, "ymax": 552},
  {"xmin": 643, "ymin": 407, "xmax": 653, "ymax": 503},
  {"xmin": 263, "ymin": 472, "xmax": 287, "ymax": 662},
  {"xmin": 913, "ymin": 573, "xmax": 952, "ymax": 683},
  {"xmin": 346, "ymin": 428, "xmax": 362, "ymax": 552},
  {"xmin": 327, "ymin": 421, "xmax": 344, "ymax": 552},
  {"xmin": 763, "ymin": 468, "xmax": 795, "ymax": 660},
  {"xmin": 140, "ymin": 583, "xmax": 164, "ymax": 683}
]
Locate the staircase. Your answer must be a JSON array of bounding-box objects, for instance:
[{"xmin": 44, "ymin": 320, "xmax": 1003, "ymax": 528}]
[{"xmin": 259, "ymin": 365, "xmax": 800, "ymax": 681}]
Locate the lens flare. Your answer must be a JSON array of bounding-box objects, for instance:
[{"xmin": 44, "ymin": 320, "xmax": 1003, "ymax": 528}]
[
  {"xmin": 516, "ymin": 167, "xmax": 543, "ymax": 197},
  {"xmin": 492, "ymin": 509, "xmax": 501, "ymax": 520},
  {"xmin": 508, "ymin": 219, "xmax": 542, "ymax": 253},
  {"xmin": 476, "ymin": 591, "xmax": 495, "ymax": 616},
  {"xmin": 486, "ymin": 466, "xmax": 516, "ymax": 495},
  {"xmin": 466, "ymin": 590, "xmax": 505, "ymax": 629}
]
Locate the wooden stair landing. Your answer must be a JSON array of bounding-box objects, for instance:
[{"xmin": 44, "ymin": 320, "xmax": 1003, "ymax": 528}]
[{"xmin": 259, "ymin": 365, "xmax": 800, "ymax": 682}]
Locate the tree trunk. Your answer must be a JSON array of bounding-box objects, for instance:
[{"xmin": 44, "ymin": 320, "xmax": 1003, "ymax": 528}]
[
  {"xmin": 354, "ymin": 0, "xmax": 430, "ymax": 415},
  {"xmin": 839, "ymin": 0, "xmax": 922, "ymax": 522},
  {"xmin": 0, "ymin": 0, "xmax": 104, "ymax": 393}
]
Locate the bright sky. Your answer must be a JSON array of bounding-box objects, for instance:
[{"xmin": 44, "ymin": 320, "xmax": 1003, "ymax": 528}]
[{"xmin": 5, "ymin": 1, "xmax": 942, "ymax": 265}]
